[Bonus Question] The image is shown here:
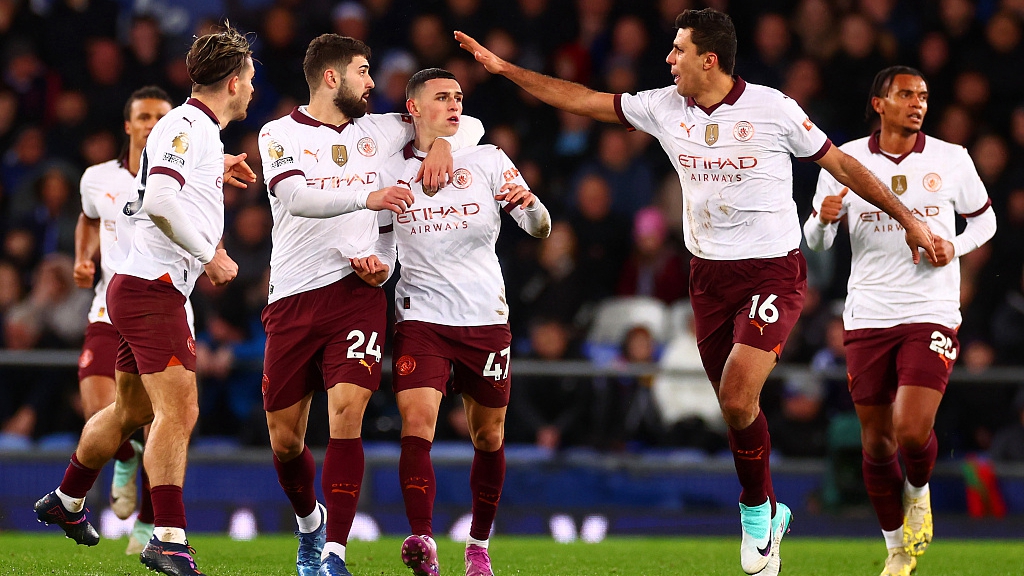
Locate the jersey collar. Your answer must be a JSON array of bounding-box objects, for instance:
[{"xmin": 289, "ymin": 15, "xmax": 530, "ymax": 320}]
[
  {"xmin": 686, "ymin": 76, "xmax": 746, "ymax": 115},
  {"xmin": 867, "ymin": 130, "xmax": 926, "ymax": 164},
  {"xmin": 185, "ymin": 98, "xmax": 220, "ymax": 127},
  {"xmin": 403, "ymin": 141, "xmax": 425, "ymax": 161},
  {"xmin": 290, "ymin": 106, "xmax": 351, "ymax": 133}
]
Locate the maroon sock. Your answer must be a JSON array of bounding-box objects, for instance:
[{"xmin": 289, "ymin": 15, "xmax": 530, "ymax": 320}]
[
  {"xmin": 900, "ymin": 430, "xmax": 938, "ymax": 489},
  {"xmin": 322, "ymin": 438, "xmax": 364, "ymax": 545},
  {"xmin": 862, "ymin": 451, "xmax": 904, "ymax": 531},
  {"xmin": 113, "ymin": 439, "xmax": 136, "ymax": 462},
  {"xmin": 727, "ymin": 411, "xmax": 775, "ymax": 516},
  {"xmin": 58, "ymin": 452, "xmax": 101, "ymax": 499},
  {"xmin": 138, "ymin": 467, "xmax": 154, "ymax": 524},
  {"xmin": 400, "ymin": 436, "xmax": 435, "ymax": 536},
  {"xmin": 274, "ymin": 445, "xmax": 318, "ymax": 518},
  {"xmin": 150, "ymin": 484, "xmax": 186, "ymax": 529},
  {"xmin": 469, "ymin": 444, "xmax": 505, "ymax": 541}
]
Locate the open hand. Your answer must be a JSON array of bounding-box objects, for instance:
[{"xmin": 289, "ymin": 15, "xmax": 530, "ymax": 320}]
[
  {"xmin": 455, "ymin": 31, "xmax": 509, "ymax": 75},
  {"xmin": 224, "ymin": 153, "xmax": 257, "ymax": 188},
  {"xmin": 495, "ymin": 183, "xmax": 536, "ymax": 209}
]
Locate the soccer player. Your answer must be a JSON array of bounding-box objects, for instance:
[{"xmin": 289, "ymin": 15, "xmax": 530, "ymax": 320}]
[
  {"xmin": 74, "ymin": 85, "xmax": 182, "ymax": 556},
  {"xmin": 256, "ymin": 35, "xmax": 483, "ymax": 576},
  {"xmin": 351, "ymin": 68, "xmax": 550, "ymax": 576},
  {"xmin": 457, "ymin": 9, "xmax": 936, "ymax": 575},
  {"xmin": 34, "ymin": 24, "xmax": 256, "ymax": 576},
  {"xmin": 803, "ymin": 66, "xmax": 996, "ymax": 576}
]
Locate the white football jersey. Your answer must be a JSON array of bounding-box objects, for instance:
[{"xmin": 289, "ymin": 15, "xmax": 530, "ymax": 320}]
[
  {"xmin": 380, "ymin": 144, "xmax": 538, "ymax": 326},
  {"xmin": 616, "ymin": 78, "xmax": 830, "ymax": 260},
  {"xmin": 810, "ymin": 132, "xmax": 991, "ymax": 329},
  {"xmin": 80, "ymin": 159, "xmax": 133, "ymax": 324},
  {"xmin": 111, "ymin": 98, "xmax": 225, "ymax": 297},
  {"xmin": 258, "ymin": 107, "xmax": 483, "ymax": 304}
]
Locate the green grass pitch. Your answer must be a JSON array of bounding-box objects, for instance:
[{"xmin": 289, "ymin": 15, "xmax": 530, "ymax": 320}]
[{"xmin": 0, "ymin": 533, "xmax": 1021, "ymax": 575}]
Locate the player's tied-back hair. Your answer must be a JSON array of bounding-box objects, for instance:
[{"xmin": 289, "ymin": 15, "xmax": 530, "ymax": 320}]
[
  {"xmin": 675, "ymin": 8, "xmax": 738, "ymax": 76},
  {"xmin": 303, "ymin": 34, "xmax": 372, "ymax": 90},
  {"xmin": 406, "ymin": 68, "xmax": 457, "ymax": 100},
  {"xmin": 865, "ymin": 65, "xmax": 927, "ymax": 120},
  {"xmin": 186, "ymin": 21, "xmax": 253, "ymax": 91}
]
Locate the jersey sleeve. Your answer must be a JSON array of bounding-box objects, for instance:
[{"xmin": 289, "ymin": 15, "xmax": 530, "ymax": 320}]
[
  {"xmin": 614, "ymin": 89, "xmax": 666, "ymax": 138},
  {"xmin": 79, "ymin": 168, "xmax": 100, "ymax": 219},
  {"xmin": 258, "ymin": 122, "xmax": 304, "ymax": 195},
  {"xmin": 146, "ymin": 116, "xmax": 202, "ymax": 189},
  {"xmin": 776, "ymin": 95, "xmax": 831, "ymax": 161},
  {"xmin": 951, "ymin": 147, "xmax": 991, "ymax": 217}
]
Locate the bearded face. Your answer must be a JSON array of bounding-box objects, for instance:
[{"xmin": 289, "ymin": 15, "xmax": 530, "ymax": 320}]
[{"xmin": 334, "ymin": 81, "xmax": 368, "ymax": 119}]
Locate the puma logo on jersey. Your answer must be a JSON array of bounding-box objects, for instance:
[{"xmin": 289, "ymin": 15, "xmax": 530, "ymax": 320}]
[
  {"xmin": 359, "ymin": 359, "xmax": 375, "ymax": 374},
  {"xmin": 680, "ymin": 122, "xmax": 695, "ymax": 137},
  {"xmin": 183, "ymin": 117, "xmax": 194, "ymax": 127},
  {"xmin": 303, "ymin": 149, "xmax": 321, "ymax": 161},
  {"xmin": 404, "ymin": 483, "xmax": 429, "ymax": 494},
  {"xmin": 750, "ymin": 319, "xmax": 767, "ymax": 335},
  {"xmin": 938, "ymin": 352, "xmax": 950, "ymax": 370},
  {"xmin": 104, "ymin": 192, "xmax": 118, "ymax": 203},
  {"xmin": 331, "ymin": 483, "xmax": 360, "ymax": 497}
]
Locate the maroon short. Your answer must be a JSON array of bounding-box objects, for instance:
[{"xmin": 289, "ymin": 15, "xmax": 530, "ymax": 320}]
[
  {"xmin": 844, "ymin": 323, "xmax": 958, "ymax": 406},
  {"xmin": 107, "ymin": 273, "xmax": 195, "ymax": 375},
  {"xmin": 78, "ymin": 321, "xmax": 119, "ymax": 381},
  {"xmin": 689, "ymin": 249, "xmax": 807, "ymax": 382},
  {"xmin": 261, "ymin": 274, "xmax": 387, "ymax": 411},
  {"xmin": 392, "ymin": 321, "xmax": 512, "ymax": 409}
]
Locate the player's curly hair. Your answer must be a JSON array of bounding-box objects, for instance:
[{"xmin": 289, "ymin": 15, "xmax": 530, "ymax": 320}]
[
  {"xmin": 186, "ymin": 20, "xmax": 253, "ymax": 90},
  {"xmin": 866, "ymin": 66, "xmax": 926, "ymax": 120},
  {"xmin": 675, "ymin": 8, "xmax": 737, "ymax": 76}
]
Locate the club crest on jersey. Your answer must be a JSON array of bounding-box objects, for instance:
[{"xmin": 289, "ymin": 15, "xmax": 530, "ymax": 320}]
[
  {"xmin": 357, "ymin": 137, "xmax": 377, "ymax": 157},
  {"xmin": 705, "ymin": 124, "xmax": 719, "ymax": 145},
  {"xmin": 452, "ymin": 168, "xmax": 472, "ymax": 189},
  {"xmin": 171, "ymin": 132, "xmax": 190, "ymax": 153},
  {"xmin": 733, "ymin": 121, "xmax": 754, "ymax": 142},
  {"xmin": 78, "ymin": 349, "xmax": 93, "ymax": 369},
  {"xmin": 266, "ymin": 139, "xmax": 284, "ymax": 160},
  {"xmin": 332, "ymin": 144, "xmax": 349, "ymax": 167},
  {"xmin": 923, "ymin": 172, "xmax": 942, "ymax": 192},
  {"xmin": 891, "ymin": 175, "xmax": 908, "ymax": 195}
]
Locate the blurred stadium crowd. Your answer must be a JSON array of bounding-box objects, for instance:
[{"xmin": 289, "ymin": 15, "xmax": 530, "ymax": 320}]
[{"xmin": 1, "ymin": 0, "xmax": 1023, "ymax": 460}]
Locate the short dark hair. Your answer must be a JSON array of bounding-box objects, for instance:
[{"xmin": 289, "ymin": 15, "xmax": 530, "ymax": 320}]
[
  {"xmin": 675, "ymin": 8, "xmax": 737, "ymax": 76},
  {"xmin": 405, "ymin": 68, "xmax": 457, "ymax": 100},
  {"xmin": 866, "ymin": 65, "xmax": 926, "ymax": 120},
  {"xmin": 186, "ymin": 21, "xmax": 253, "ymax": 90},
  {"xmin": 303, "ymin": 34, "xmax": 371, "ymax": 89},
  {"xmin": 122, "ymin": 86, "xmax": 173, "ymax": 121}
]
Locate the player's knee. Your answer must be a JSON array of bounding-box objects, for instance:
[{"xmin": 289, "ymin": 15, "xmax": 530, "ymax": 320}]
[
  {"xmin": 894, "ymin": 421, "xmax": 932, "ymax": 451},
  {"xmin": 471, "ymin": 422, "xmax": 504, "ymax": 452},
  {"xmin": 718, "ymin": 396, "xmax": 755, "ymax": 429},
  {"xmin": 269, "ymin": 430, "xmax": 305, "ymax": 460}
]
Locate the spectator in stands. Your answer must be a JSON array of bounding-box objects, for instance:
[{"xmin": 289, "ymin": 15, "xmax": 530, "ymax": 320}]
[
  {"xmin": 574, "ymin": 126, "xmax": 655, "ymax": 217},
  {"xmin": 616, "ymin": 207, "xmax": 688, "ymax": 305},
  {"xmin": 83, "ymin": 37, "xmax": 130, "ymax": 130},
  {"xmin": 512, "ymin": 221, "xmax": 586, "ymax": 339},
  {"xmin": 331, "ymin": 2, "xmax": 370, "ymax": 42},
  {"xmin": 124, "ymin": 16, "xmax": 167, "ymax": 89},
  {"xmin": 507, "ymin": 318, "xmax": 590, "ymax": 450},
  {"xmin": 738, "ymin": 12, "xmax": 792, "ymax": 90},
  {"xmin": 18, "ymin": 167, "xmax": 79, "ymax": 259},
  {"xmin": 990, "ymin": 387, "xmax": 1024, "ymax": 462},
  {"xmin": 568, "ymin": 173, "xmax": 630, "ymax": 302},
  {"xmin": 590, "ymin": 325, "xmax": 663, "ymax": 451}
]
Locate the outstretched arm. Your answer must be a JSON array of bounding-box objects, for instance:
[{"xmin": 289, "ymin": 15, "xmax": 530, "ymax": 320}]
[
  {"xmin": 456, "ymin": 31, "xmax": 619, "ymax": 123},
  {"xmin": 815, "ymin": 146, "xmax": 936, "ymax": 264}
]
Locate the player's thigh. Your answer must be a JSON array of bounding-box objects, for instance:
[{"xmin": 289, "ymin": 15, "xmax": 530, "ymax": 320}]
[
  {"xmin": 320, "ymin": 280, "xmax": 387, "ymax": 393},
  {"xmin": 845, "ymin": 328, "xmax": 901, "ymax": 406},
  {"xmin": 112, "ymin": 370, "xmax": 153, "ymax": 429},
  {"xmin": 392, "ymin": 321, "xmax": 454, "ymax": 397},
  {"xmin": 107, "ymin": 274, "xmax": 195, "ymax": 375},
  {"xmin": 266, "ymin": 391, "xmax": 315, "ymax": 457},
  {"xmin": 140, "ymin": 365, "xmax": 198, "ymax": 425},
  {"xmin": 451, "ymin": 324, "xmax": 513, "ymax": 410},
  {"xmin": 895, "ymin": 324, "xmax": 958, "ymax": 395},
  {"xmin": 690, "ymin": 251, "xmax": 806, "ymax": 382},
  {"xmin": 78, "ymin": 322, "xmax": 118, "ymax": 417},
  {"xmin": 262, "ymin": 291, "xmax": 327, "ymax": 412},
  {"xmin": 719, "ymin": 343, "xmax": 778, "ymax": 403},
  {"xmin": 80, "ymin": 375, "xmax": 116, "ymax": 420}
]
